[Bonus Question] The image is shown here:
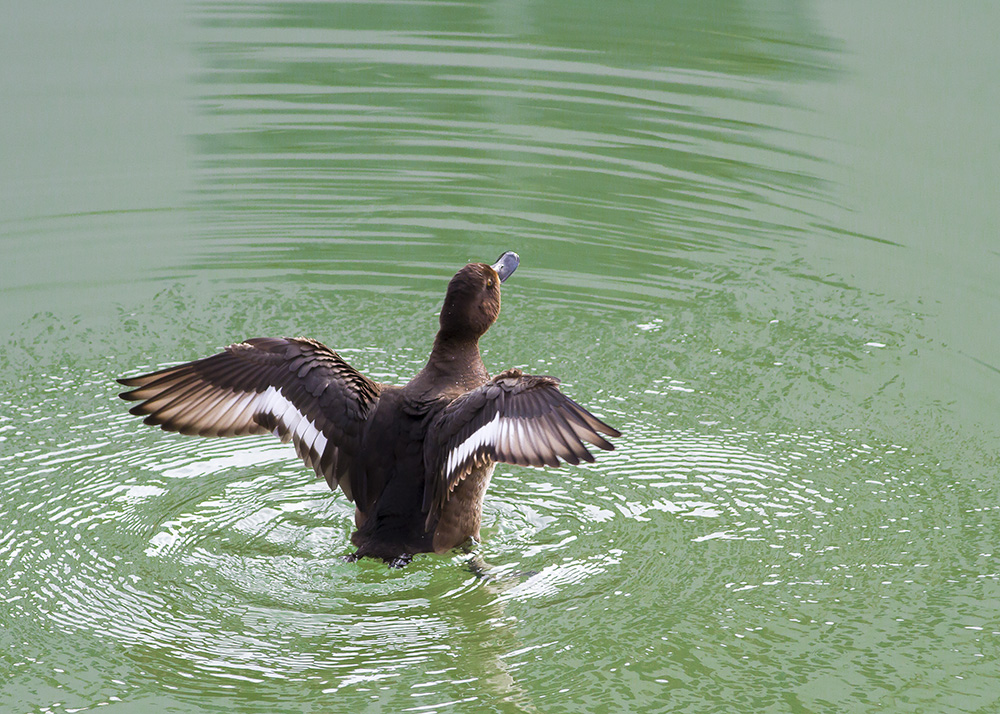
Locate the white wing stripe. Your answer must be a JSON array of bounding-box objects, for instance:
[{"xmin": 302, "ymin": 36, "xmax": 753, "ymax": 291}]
[
  {"xmin": 311, "ymin": 431, "xmax": 329, "ymax": 459},
  {"xmin": 294, "ymin": 412, "xmax": 313, "ymax": 440},
  {"xmin": 498, "ymin": 419, "xmax": 511, "ymax": 455},
  {"xmin": 446, "ymin": 412, "xmax": 502, "ymax": 478},
  {"xmin": 258, "ymin": 386, "xmax": 326, "ymax": 457}
]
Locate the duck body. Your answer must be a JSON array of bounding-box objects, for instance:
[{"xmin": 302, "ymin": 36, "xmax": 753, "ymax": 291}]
[
  {"xmin": 119, "ymin": 253, "xmax": 619, "ymax": 564},
  {"xmin": 349, "ymin": 386, "xmax": 496, "ymax": 562}
]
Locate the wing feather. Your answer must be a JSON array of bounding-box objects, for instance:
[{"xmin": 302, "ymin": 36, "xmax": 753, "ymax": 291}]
[
  {"xmin": 119, "ymin": 337, "xmax": 381, "ymax": 502},
  {"xmin": 424, "ymin": 368, "xmax": 620, "ymax": 521}
]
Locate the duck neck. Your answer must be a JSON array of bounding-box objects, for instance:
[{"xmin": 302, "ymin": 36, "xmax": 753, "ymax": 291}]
[{"xmin": 418, "ymin": 333, "xmax": 488, "ymax": 392}]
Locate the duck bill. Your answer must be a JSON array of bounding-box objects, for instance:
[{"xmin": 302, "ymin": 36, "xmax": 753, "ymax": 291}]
[{"xmin": 491, "ymin": 251, "xmax": 520, "ymax": 283}]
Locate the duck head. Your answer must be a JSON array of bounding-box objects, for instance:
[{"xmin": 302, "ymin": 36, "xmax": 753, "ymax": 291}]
[{"xmin": 438, "ymin": 251, "xmax": 519, "ymax": 341}]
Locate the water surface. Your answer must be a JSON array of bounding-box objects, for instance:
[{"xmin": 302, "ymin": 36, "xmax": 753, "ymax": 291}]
[{"xmin": 2, "ymin": 1, "xmax": 999, "ymax": 712}]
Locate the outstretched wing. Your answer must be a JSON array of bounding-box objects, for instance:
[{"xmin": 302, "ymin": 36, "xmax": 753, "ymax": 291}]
[
  {"xmin": 424, "ymin": 368, "xmax": 620, "ymax": 519},
  {"xmin": 118, "ymin": 337, "xmax": 381, "ymax": 501}
]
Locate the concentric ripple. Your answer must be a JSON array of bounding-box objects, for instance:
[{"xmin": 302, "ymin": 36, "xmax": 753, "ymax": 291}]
[
  {"xmin": 1, "ymin": 312, "xmax": 987, "ymax": 712},
  {"xmin": 6, "ymin": 1, "xmax": 1000, "ymax": 712},
  {"xmin": 2, "ymin": 370, "xmax": 484, "ymax": 695}
]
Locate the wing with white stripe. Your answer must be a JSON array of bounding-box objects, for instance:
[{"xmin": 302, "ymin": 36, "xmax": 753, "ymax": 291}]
[
  {"xmin": 118, "ymin": 337, "xmax": 380, "ymax": 502},
  {"xmin": 423, "ymin": 368, "xmax": 620, "ymax": 518}
]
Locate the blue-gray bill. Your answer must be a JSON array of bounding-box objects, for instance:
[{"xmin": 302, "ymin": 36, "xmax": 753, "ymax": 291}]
[{"xmin": 492, "ymin": 251, "xmax": 519, "ymax": 283}]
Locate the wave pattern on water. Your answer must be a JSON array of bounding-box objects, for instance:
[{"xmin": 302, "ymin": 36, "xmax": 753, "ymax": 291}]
[
  {"xmin": 1, "ymin": 321, "xmax": 993, "ymax": 713},
  {"xmin": 8, "ymin": 2, "xmax": 999, "ymax": 712},
  {"xmin": 183, "ymin": 6, "xmax": 838, "ymax": 325}
]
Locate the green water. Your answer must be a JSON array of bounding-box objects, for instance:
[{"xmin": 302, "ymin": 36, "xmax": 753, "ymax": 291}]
[{"xmin": 3, "ymin": 1, "xmax": 999, "ymax": 712}]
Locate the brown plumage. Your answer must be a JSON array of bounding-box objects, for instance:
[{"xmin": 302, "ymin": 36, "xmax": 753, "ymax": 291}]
[{"xmin": 118, "ymin": 252, "xmax": 620, "ymax": 565}]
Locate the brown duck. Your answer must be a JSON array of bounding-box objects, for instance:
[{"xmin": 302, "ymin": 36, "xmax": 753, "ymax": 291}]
[{"xmin": 118, "ymin": 252, "xmax": 619, "ymax": 565}]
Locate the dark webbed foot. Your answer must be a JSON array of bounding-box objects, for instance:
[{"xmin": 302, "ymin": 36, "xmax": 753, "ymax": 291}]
[
  {"xmin": 387, "ymin": 553, "xmax": 413, "ymax": 568},
  {"xmin": 343, "ymin": 550, "xmax": 414, "ymax": 567}
]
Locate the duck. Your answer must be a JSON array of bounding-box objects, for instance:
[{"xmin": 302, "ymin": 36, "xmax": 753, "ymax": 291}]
[{"xmin": 118, "ymin": 252, "xmax": 620, "ymax": 565}]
